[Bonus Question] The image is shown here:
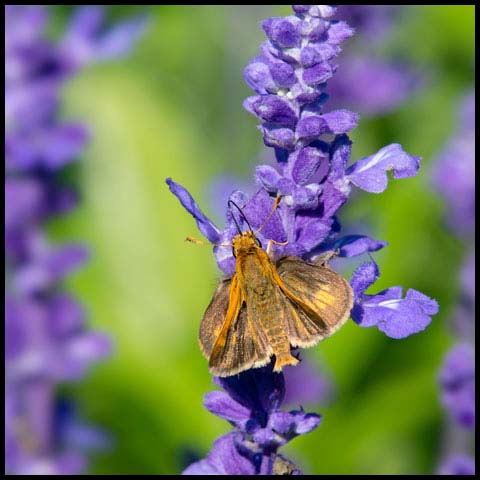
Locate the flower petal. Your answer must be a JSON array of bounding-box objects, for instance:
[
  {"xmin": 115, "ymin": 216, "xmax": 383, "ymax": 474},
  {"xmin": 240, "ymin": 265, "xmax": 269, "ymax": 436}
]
[
  {"xmin": 242, "ymin": 188, "xmax": 287, "ymax": 243},
  {"xmin": 291, "ymin": 147, "xmax": 326, "ymax": 185},
  {"xmin": 334, "ymin": 235, "xmax": 388, "ymax": 257},
  {"xmin": 182, "ymin": 432, "xmax": 257, "ymax": 476},
  {"xmin": 320, "ymin": 109, "xmax": 359, "ymax": 135},
  {"xmin": 204, "ymin": 391, "xmax": 252, "ymax": 430},
  {"xmin": 350, "ymin": 261, "xmax": 380, "ymax": 299},
  {"xmin": 255, "ymin": 165, "xmax": 283, "ymax": 192},
  {"xmin": 357, "ymin": 287, "xmax": 438, "ymax": 338},
  {"xmin": 347, "ymin": 143, "xmax": 420, "ymax": 193},
  {"xmin": 166, "ymin": 178, "xmax": 221, "ymax": 243}
]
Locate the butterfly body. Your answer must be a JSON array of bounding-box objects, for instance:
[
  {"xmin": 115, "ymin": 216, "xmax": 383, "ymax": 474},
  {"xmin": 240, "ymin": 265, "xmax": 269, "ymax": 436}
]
[
  {"xmin": 199, "ymin": 230, "xmax": 353, "ymax": 377},
  {"xmin": 233, "ymin": 232, "xmax": 299, "ymax": 372}
]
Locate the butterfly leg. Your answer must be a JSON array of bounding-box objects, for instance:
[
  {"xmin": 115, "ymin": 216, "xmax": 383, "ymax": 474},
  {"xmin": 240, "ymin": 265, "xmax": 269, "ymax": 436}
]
[
  {"xmin": 312, "ymin": 248, "xmax": 341, "ymax": 266},
  {"xmin": 266, "ymin": 239, "xmax": 289, "ymax": 256}
]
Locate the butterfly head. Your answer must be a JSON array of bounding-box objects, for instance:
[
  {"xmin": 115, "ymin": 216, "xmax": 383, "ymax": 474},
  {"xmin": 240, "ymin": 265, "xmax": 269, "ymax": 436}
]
[{"xmin": 232, "ymin": 230, "xmax": 262, "ymax": 257}]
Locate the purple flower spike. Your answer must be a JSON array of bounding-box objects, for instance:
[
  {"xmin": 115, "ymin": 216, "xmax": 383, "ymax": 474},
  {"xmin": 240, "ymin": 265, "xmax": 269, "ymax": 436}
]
[
  {"xmin": 351, "ymin": 262, "xmax": 439, "ymax": 338},
  {"xmin": 5, "ymin": 5, "xmax": 143, "ymax": 474},
  {"xmin": 439, "ymin": 343, "xmax": 475, "ymax": 430},
  {"xmin": 171, "ymin": 6, "xmax": 426, "ymax": 291},
  {"xmin": 173, "ymin": 6, "xmax": 439, "ymax": 475},
  {"xmin": 61, "ymin": 6, "xmax": 147, "ymax": 68}
]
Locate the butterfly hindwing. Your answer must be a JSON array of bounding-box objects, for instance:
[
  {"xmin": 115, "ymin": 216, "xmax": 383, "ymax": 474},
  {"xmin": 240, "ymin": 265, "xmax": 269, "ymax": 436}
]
[{"xmin": 274, "ymin": 255, "xmax": 353, "ymax": 346}]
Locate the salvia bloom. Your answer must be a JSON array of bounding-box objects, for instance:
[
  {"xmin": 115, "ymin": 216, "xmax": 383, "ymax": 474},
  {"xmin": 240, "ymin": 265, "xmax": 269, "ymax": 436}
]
[
  {"xmin": 327, "ymin": 5, "xmax": 418, "ymax": 116},
  {"xmin": 183, "ymin": 361, "xmax": 319, "ymax": 475},
  {"xmin": 5, "ymin": 5, "xmax": 144, "ymax": 474},
  {"xmin": 168, "ymin": 5, "xmax": 438, "ymax": 474},
  {"xmin": 433, "ymin": 92, "xmax": 475, "ymax": 475}
]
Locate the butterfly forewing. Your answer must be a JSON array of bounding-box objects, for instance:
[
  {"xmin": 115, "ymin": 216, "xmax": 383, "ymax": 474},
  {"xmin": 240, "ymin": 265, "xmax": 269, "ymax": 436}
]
[
  {"xmin": 198, "ymin": 278, "xmax": 231, "ymax": 358},
  {"xmin": 208, "ymin": 306, "xmax": 272, "ymax": 376},
  {"xmin": 200, "ymin": 275, "xmax": 271, "ymax": 376},
  {"xmin": 275, "ymin": 255, "xmax": 353, "ymax": 339}
]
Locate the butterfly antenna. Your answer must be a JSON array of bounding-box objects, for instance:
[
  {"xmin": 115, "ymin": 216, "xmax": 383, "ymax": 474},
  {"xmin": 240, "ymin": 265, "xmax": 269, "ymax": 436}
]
[
  {"xmin": 254, "ymin": 195, "xmax": 283, "ymax": 236},
  {"xmin": 227, "ymin": 200, "xmax": 254, "ymax": 234},
  {"xmin": 185, "ymin": 236, "xmax": 231, "ymax": 247}
]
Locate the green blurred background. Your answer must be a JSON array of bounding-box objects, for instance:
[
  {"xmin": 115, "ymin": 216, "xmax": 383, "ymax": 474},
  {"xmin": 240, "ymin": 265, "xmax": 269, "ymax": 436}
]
[{"xmin": 48, "ymin": 5, "xmax": 474, "ymax": 474}]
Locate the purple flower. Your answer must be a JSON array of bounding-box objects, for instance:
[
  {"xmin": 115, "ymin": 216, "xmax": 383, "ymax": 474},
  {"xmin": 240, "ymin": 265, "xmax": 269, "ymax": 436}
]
[
  {"xmin": 437, "ymin": 454, "xmax": 475, "ymax": 476},
  {"xmin": 439, "ymin": 343, "xmax": 475, "ymax": 430},
  {"xmin": 327, "ymin": 6, "xmax": 419, "ymax": 116},
  {"xmin": 183, "ymin": 361, "xmax": 320, "ymax": 475},
  {"xmin": 350, "ymin": 261, "xmax": 439, "ymax": 339},
  {"xmin": 5, "ymin": 5, "xmax": 143, "ymax": 474},
  {"xmin": 167, "ymin": 6, "xmax": 436, "ymax": 334}
]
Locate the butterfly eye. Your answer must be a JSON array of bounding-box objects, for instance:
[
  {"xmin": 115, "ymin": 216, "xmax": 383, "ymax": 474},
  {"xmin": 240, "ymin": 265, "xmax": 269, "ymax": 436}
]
[{"xmin": 255, "ymin": 237, "xmax": 262, "ymax": 248}]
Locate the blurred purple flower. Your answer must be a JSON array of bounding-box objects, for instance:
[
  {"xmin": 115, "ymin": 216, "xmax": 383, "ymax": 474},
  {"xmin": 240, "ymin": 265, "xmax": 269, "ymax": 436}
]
[
  {"xmin": 328, "ymin": 5, "xmax": 419, "ymax": 116},
  {"xmin": 5, "ymin": 4, "xmax": 144, "ymax": 474},
  {"xmin": 60, "ymin": 6, "xmax": 147, "ymax": 69},
  {"xmin": 433, "ymin": 91, "xmax": 475, "ymax": 473},
  {"xmin": 439, "ymin": 343, "xmax": 475, "ymax": 430},
  {"xmin": 433, "ymin": 92, "xmax": 475, "ymax": 235},
  {"xmin": 329, "ymin": 55, "xmax": 417, "ymax": 116},
  {"xmin": 283, "ymin": 359, "xmax": 332, "ymax": 408},
  {"xmin": 437, "ymin": 454, "xmax": 475, "ymax": 476}
]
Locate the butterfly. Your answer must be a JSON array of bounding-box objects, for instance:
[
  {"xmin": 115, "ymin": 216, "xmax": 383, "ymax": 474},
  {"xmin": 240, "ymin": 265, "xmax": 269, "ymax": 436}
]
[{"xmin": 191, "ymin": 197, "xmax": 353, "ymax": 377}]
